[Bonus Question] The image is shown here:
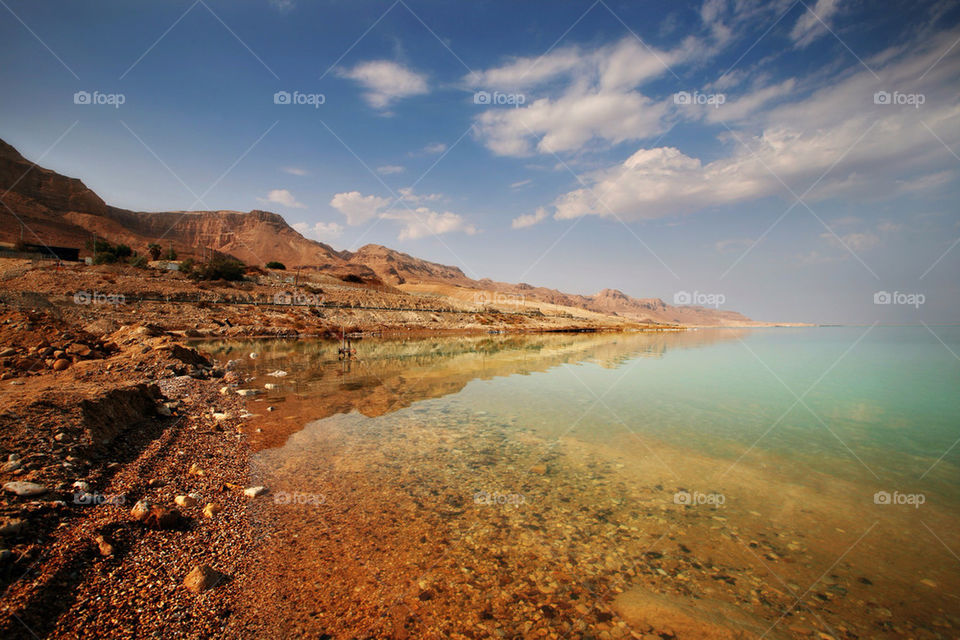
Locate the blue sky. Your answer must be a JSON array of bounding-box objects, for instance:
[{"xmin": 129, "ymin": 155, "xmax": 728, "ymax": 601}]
[{"xmin": 1, "ymin": 0, "xmax": 958, "ymax": 324}]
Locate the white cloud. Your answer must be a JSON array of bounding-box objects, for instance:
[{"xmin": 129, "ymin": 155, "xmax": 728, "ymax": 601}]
[
  {"xmin": 377, "ymin": 165, "xmax": 405, "ymax": 175},
  {"xmin": 469, "ymin": 37, "xmax": 684, "ymax": 156},
  {"xmin": 550, "ymin": 28, "xmax": 960, "ymax": 221},
  {"xmin": 512, "ymin": 207, "xmax": 548, "ymax": 229},
  {"xmin": 259, "ymin": 189, "xmax": 305, "ymax": 208},
  {"xmin": 397, "ymin": 187, "xmax": 442, "ymax": 204},
  {"xmin": 330, "ymin": 189, "xmax": 476, "ymax": 240},
  {"xmin": 790, "ymin": 0, "xmax": 842, "ymax": 48},
  {"xmin": 282, "ymin": 167, "xmax": 308, "ymax": 176},
  {"xmin": 293, "ymin": 221, "xmax": 344, "ymax": 242},
  {"xmin": 338, "ymin": 60, "xmax": 428, "ymax": 109},
  {"xmin": 510, "ymin": 179, "xmax": 532, "ymax": 189},
  {"xmin": 381, "ymin": 208, "xmax": 477, "ymax": 241},
  {"xmin": 422, "ymin": 142, "xmax": 447, "ymax": 155},
  {"xmin": 330, "ymin": 191, "xmax": 391, "ymax": 225}
]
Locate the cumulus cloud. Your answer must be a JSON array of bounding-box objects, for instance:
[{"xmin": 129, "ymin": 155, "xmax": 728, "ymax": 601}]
[
  {"xmin": 377, "ymin": 165, "xmax": 405, "ymax": 175},
  {"xmin": 293, "ymin": 221, "xmax": 344, "ymax": 242},
  {"xmin": 329, "ymin": 189, "xmax": 476, "ymax": 240},
  {"xmin": 338, "ymin": 60, "xmax": 428, "ymax": 109},
  {"xmin": 381, "ymin": 208, "xmax": 478, "ymax": 241},
  {"xmin": 511, "ymin": 207, "xmax": 548, "ymax": 229},
  {"xmin": 550, "ymin": 28, "xmax": 960, "ymax": 221},
  {"xmin": 258, "ymin": 189, "xmax": 305, "ymax": 208},
  {"xmin": 330, "ymin": 191, "xmax": 391, "ymax": 225},
  {"xmin": 468, "ymin": 37, "xmax": 685, "ymax": 156}
]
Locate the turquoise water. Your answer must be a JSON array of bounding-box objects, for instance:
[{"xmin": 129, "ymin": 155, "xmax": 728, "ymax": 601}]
[{"xmin": 453, "ymin": 326, "xmax": 960, "ymax": 495}]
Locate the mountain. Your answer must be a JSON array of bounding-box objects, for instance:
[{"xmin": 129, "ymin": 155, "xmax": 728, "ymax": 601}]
[{"xmin": 0, "ymin": 137, "xmax": 761, "ymax": 326}]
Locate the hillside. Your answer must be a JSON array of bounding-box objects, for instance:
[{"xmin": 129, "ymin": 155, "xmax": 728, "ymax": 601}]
[{"xmin": 0, "ymin": 137, "xmax": 763, "ymax": 326}]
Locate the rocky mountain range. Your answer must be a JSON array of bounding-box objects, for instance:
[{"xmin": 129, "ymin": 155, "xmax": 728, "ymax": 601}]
[{"xmin": 0, "ymin": 137, "xmax": 759, "ymax": 326}]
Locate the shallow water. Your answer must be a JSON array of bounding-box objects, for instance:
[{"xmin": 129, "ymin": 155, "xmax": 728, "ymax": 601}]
[{"xmin": 202, "ymin": 327, "xmax": 960, "ymax": 639}]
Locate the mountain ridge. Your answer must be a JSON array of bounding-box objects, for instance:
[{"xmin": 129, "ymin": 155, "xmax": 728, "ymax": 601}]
[{"xmin": 0, "ymin": 137, "xmax": 761, "ymax": 326}]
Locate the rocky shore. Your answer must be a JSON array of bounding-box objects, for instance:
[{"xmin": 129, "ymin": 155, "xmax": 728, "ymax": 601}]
[{"xmin": 0, "ymin": 301, "xmax": 277, "ymax": 638}]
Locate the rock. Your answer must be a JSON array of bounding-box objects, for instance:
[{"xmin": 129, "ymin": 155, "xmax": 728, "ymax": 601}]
[
  {"xmin": 235, "ymin": 389, "xmax": 261, "ymax": 397},
  {"xmin": 73, "ymin": 481, "xmax": 91, "ymax": 493},
  {"xmin": 52, "ymin": 359, "xmax": 71, "ymax": 371},
  {"xmin": 7, "ymin": 454, "xmax": 19, "ymax": 462},
  {"xmin": 94, "ymin": 534, "xmax": 115, "ymax": 556},
  {"xmin": 243, "ymin": 486, "xmax": 268, "ymax": 498},
  {"xmin": 1, "ymin": 460, "xmax": 22, "ymax": 472},
  {"xmin": 188, "ymin": 463, "xmax": 204, "ymax": 476},
  {"xmin": 0, "ymin": 549, "xmax": 13, "ymax": 563},
  {"xmin": 156, "ymin": 404, "xmax": 172, "ymax": 417},
  {"xmin": 529, "ymin": 463, "xmax": 548, "ymax": 475},
  {"xmin": 0, "ymin": 518, "xmax": 25, "ymax": 536},
  {"xmin": 202, "ymin": 503, "xmax": 222, "ymax": 519},
  {"xmin": 267, "ymin": 406, "xmax": 275, "ymax": 412},
  {"xmin": 0, "ymin": 348, "xmax": 16, "ymax": 357},
  {"xmin": 175, "ymin": 495, "xmax": 197, "ymax": 508},
  {"xmin": 3, "ymin": 481, "xmax": 48, "ymax": 497},
  {"xmin": 184, "ymin": 564, "xmax": 227, "ymax": 593},
  {"xmin": 141, "ymin": 505, "xmax": 182, "ymax": 529},
  {"xmin": 264, "ymin": 383, "xmax": 279, "ymax": 390},
  {"xmin": 130, "ymin": 498, "xmax": 152, "ymax": 519},
  {"xmin": 147, "ymin": 478, "xmax": 165, "ymax": 488},
  {"xmin": 212, "ymin": 412, "xmax": 230, "ymax": 422},
  {"xmin": 920, "ymin": 578, "xmax": 938, "ymax": 588},
  {"xmin": 65, "ymin": 343, "xmax": 91, "ymax": 356}
]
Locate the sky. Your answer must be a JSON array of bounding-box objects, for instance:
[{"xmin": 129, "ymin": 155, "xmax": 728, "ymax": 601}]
[{"xmin": 0, "ymin": 0, "xmax": 958, "ymax": 324}]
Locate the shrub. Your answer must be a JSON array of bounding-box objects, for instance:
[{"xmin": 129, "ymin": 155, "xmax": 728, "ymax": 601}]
[
  {"xmin": 129, "ymin": 254, "xmax": 149, "ymax": 268},
  {"xmin": 164, "ymin": 247, "xmax": 178, "ymax": 260},
  {"xmin": 147, "ymin": 243, "xmax": 162, "ymax": 260},
  {"xmin": 265, "ymin": 261, "xmax": 286, "ymax": 270},
  {"xmin": 191, "ymin": 257, "xmax": 246, "ymax": 281}
]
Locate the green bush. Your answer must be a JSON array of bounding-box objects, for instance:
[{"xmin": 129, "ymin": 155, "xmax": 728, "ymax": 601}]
[
  {"xmin": 191, "ymin": 257, "xmax": 246, "ymax": 281},
  {"xmin": 265, "ymin": 261, "xmax": 286, "ymax": 270},
  {"xmin": 164, "ymin": 247, "xmax": 178, "ymax": 260},
  {"xmin": 129, "ymin": 254, "xmax": 148, "ymax": 268},
  {"xmin": 147, "ymin": 243, "xmax": 162, "ymax": 260}
]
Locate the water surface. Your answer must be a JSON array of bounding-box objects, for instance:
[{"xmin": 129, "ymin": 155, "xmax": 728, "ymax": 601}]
[{"xmin": 202, "ymin": 327, "xmax": 960, "ymax": 639}]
